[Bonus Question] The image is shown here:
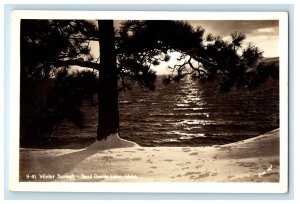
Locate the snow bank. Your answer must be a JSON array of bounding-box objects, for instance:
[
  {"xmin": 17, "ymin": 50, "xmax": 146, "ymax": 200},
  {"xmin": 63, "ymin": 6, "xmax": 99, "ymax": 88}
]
[{"xmin": 19, "ymin": 129, "xmax": 279, "ymax": 182}]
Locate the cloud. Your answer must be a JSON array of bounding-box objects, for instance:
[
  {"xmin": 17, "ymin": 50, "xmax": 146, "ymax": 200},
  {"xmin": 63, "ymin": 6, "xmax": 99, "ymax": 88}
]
[
  {"xmin": 255, "ymin": 27, "xmax": 278, "ymax": 35},
  {"xmin": 222, "ymin": 35, "xmax": 232, "ymax": 42},
  {"xmin": 257, "ymin": 27, "xmax": 277, "ymax": 33},
  {"xmin": 189, "ymin": 20, "xmax": 279, "ymax": 37}
]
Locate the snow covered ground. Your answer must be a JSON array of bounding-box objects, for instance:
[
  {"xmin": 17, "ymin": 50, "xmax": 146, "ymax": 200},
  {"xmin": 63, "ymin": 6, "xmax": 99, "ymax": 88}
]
[{"xmin": 19, "ymin": 129, "xmax": 279, "ymax": 182}]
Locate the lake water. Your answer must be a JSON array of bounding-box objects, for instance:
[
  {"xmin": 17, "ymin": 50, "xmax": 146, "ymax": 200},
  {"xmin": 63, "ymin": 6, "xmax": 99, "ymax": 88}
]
[{"xmin": 56, "ymin": 76, "xmax": 279, "ymax": 147}]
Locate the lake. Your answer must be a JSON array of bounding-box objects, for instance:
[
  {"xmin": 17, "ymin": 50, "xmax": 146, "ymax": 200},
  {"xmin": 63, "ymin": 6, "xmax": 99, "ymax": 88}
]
[{"xmin": 55, "ymin": 76, "xmax": 279, "ymax": 147}]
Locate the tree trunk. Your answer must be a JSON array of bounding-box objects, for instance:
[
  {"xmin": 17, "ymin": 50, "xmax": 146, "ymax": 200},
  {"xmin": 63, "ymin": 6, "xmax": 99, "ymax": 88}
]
[{"xmin": 97, "ymin": 20, "xmax": 119, "ymax": 140}]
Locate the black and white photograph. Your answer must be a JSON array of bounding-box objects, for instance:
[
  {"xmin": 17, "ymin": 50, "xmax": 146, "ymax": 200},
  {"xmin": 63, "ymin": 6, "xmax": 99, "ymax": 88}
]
[{"xmin": 9, "ymin": 11, "xmax": 288, "ymax": 193}]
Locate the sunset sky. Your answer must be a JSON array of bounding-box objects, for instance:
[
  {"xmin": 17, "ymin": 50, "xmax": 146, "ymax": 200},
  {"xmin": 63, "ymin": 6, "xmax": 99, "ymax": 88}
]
[
  {"xmin": 89, "ymin": 20, "xmax": 280, "ymax": 75},
  {"xmin": 155, "ymin": 20, "xmax": 279, "ymax": 75},
  {"xmin": 114, "ymin": 20, "xmax": 279, "ymax": 56},
  {"xmin": 189, "ymin": 20, "xmax": 279, "ymax": 57}
]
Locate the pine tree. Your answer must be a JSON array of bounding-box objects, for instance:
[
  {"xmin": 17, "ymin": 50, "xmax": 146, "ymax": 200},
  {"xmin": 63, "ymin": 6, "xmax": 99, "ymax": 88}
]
[{"xmin": 20, "ymin": 20, "xmax": 276, "ymax": 146}]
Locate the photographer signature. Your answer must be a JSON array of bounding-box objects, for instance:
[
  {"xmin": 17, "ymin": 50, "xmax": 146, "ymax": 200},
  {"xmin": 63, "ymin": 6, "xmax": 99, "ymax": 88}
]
[{"xmin": 258, "ymin": 164, "xmax": 273, "ymax": 178}]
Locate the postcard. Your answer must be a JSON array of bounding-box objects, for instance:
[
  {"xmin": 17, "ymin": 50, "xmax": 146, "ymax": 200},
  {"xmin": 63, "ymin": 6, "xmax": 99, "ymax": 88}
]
[{"xmin": 9, "ymin": 10, "xmax": 288, "ymax": 193}]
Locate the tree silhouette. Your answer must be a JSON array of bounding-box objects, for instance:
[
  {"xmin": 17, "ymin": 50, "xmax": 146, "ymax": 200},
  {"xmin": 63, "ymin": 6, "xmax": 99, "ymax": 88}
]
[
  {"xmin": 116, "ymin": 21, "xmax": 276, "ymax": 92},
  {"xmin": 97, "ymin": 20, "xmax": 119, "ymax": 140},
  {"xmin": 20, "ymin": 19, "xmax": 276, "ymax": 146}
]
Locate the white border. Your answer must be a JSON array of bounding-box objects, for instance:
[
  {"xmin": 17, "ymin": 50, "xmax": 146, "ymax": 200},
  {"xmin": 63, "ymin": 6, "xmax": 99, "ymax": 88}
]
[
  {"xmin": 12, "ymin": 10, "xmax": 287, "ymax": 20},
  {"xmin": 9, "ymin": 10, "xmax": 289, "ymax": 193}
]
